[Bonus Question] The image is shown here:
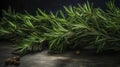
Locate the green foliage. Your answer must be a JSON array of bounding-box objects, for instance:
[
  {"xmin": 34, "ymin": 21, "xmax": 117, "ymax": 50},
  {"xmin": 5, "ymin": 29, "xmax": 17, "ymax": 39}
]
[{"xmin": 0, "ymin": 1, "xmax": 120, "ymax": 54}]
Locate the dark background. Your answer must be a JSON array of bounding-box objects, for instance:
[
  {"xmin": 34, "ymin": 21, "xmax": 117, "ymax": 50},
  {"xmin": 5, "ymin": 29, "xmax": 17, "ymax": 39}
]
[{"xmin": 0, "ymin": 0, "xmax": 120, "ymax": 16}]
